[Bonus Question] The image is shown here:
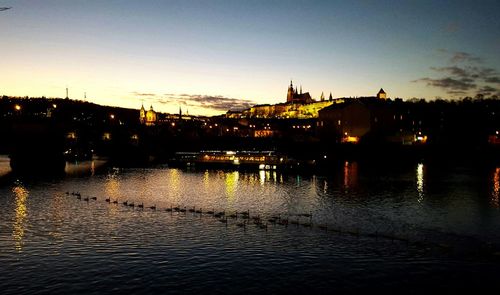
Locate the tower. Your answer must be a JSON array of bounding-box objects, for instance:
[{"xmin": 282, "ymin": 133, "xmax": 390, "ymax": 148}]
[
  {"xmin": 320, "ymin": 92, "xmax": 325, "ymax": 101},
  {"xmin": 377, "ymin": 88, "xmax": 387, "ymax": 99},
  {"xmin": 65, "ymin": 87, "xmax": 69, "ymax": 99},
  {"xmin": 287, "ymin": 80, "xmax": 295, "ymax": 103},
  {"xmin": 139, "ymin": 103, "xmax": 146, "ymax": 124},
  {"xmin": 329, "ymin": 92, "xmax": 333, "ymax": 101}
]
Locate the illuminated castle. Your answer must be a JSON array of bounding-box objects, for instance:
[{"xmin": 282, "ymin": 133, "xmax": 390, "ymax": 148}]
[
  {"xmin": 226, "ymin": 81, "xmax": 337, "ymax": 119},
  {"xmin": 139, "ymin": 104, "xmax": 158, "ymax": 126},
  {"xmin": 287, "ymin": 80, "xmax": 314, "ymax": 104}
]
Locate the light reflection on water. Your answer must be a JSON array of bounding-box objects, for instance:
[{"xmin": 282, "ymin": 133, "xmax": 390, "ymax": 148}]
[
  {"xmin": 343, "ymin": 161, "xmax": 358, "ymax": 192},
  {"xmin": 12, "ymin": 183, "xmax": 28, "ymax": 252},
  {"xmin": 1, "ymin": 161, "xmax": 500, "ymax": 293},
  {"xmin": 417, "ymin": 163, "xmax": 425, "ymax": 203},
  {"xmin": 492, "ymin": 167, "xmax": 500, "ymax": 208}
]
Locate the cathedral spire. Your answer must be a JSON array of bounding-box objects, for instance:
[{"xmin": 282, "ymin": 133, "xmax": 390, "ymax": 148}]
[{"xmin": 300, "ymin": 85, "xmax": 302, "ymax": 94}]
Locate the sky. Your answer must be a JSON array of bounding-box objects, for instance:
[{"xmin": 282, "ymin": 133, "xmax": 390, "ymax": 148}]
[{"xmin": 1, "ymin": 0, "xmax": 499, "ymax": 115}]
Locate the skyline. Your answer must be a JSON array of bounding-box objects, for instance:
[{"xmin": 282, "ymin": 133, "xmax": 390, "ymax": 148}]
[{"xmin": 1, "ymin": 0, "xmax": 500, "ymax": 115}]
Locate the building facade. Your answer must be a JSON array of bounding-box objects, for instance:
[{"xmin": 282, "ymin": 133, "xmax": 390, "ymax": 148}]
[{"xmin": 139, "ymin": 104, "xmax": 158, "ymax": 126}]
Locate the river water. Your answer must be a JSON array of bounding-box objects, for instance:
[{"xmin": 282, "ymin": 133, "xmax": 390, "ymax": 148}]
[{"xmin": 1, "ymin": 156, "xmax": 499, "ymax": 293}]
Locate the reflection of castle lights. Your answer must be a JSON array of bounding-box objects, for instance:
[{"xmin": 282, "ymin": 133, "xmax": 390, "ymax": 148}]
[
  {"xmin": 492, "ymin": 168, "xmax": 500, "ymax": 208},
  {"xmin": 225, "ymin": 171, "xmax": 239, "ymax": 201},
  {"xmin": 12, "ymin": 184, "xmax": 29, "ymax": 252},
  {"xmin": 417, "ymin": 163, "xmax": 424, "ymax": 202}
]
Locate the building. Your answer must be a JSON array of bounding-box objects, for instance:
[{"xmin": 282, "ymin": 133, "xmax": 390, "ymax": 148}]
[
  {"xmin": 318, "ymin": 99, "xmax": 371, "ymax": 143},
  {"xmin": 287, "ymin": 80, "xmax": 314, "ymax": 104},
  {"xmin": 139, "ymin": 104, "xmax": 158, "ymax": 126},
  {"xmin": 377, "ymin": 88, "xmax": 387, "ymax": 99},
  {"xmin": 227, "ymin": 81, "xmax": 337, "ymax": 119},
  {"xmin": 318, "ymin": 89, "xmax": 424, "ymax": 144}
]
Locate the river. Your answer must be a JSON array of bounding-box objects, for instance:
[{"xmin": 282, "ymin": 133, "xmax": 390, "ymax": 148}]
[{"xmin": 1, "ymin": 156, "xmax": 499, "ymax": 293}]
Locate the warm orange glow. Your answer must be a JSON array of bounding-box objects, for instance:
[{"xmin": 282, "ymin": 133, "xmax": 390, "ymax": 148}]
[
  {"xmin": 342, "ymin": 136, "xmax": 359, "ymax": 143},
  {"xmin": 492, "ymin": 168, "xmax": 500, "ymax": 208},
  {"xmin": 12, "ymin": 184, "xmax": 28, "ymax": 252},
  {"xmin": 225, "ymin": 171, "xmax": 239, "ymax": 201},
  {"xmin": 110, "ymin": 114, "xmax": 115, "ymax": 119},
  {"xmin": 14, "ymin": 104, "xmax": 21, "ymax": 111},
  {"xmin": 343, "ymin": 161, "xmax": 358, "ymax": 190},
  {"xmin": 415, "ymin": 134, "xmax": 428, "ymax": 144}
]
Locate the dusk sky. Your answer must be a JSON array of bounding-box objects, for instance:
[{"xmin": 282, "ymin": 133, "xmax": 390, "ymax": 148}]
[{"xmin": 1, "ymin": 0, "xmax": 499, "ymax": 115}]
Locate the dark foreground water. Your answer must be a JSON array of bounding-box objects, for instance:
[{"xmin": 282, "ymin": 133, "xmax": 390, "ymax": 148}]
[{"xmin": 1, "ymin": 157, "xmax": 500, "ymax": 294}]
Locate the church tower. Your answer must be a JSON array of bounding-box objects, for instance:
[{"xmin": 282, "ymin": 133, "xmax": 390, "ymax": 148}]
[
  {"xmin": 377, "ymin": 88, "xmax": 387, "ymax": 99},
  {"xmin": 139, "ymin": 103, "xmax": 146, "ymax": 124},
  {"xmin": 287, "ymin": 80, "xmax": 295, "ymax": 103}
]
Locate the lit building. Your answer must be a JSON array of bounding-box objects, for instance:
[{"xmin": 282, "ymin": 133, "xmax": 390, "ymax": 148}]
[
  {"xmin": 227, "ymin": 81, "xmax": 338, "ymax": 119},
  {"xmin": 377, "ymin": 88, "xmax": 387, "ymax": 99},
  {"xmin": 287, "ymin": 80, "xmax": 314, "ymax": 104},
  {"xmin": 139, "ymin": 104, "xmax": 158, "ymax": 126}
]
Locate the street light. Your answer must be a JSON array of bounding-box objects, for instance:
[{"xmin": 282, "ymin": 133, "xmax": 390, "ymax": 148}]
[{"xmin": 14, "ymin": 104, "xmax": 21, "ymax": 111}]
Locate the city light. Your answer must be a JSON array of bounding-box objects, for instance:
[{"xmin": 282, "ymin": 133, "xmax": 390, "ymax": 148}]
[{"xmin": 14, "ymin": 104, "xmax": 21, "ymax": 111}]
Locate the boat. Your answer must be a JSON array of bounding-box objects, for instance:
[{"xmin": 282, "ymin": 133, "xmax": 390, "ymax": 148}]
[{"xmin": 171, "ymin": 150, "xmax": 287, "ymax": 170}]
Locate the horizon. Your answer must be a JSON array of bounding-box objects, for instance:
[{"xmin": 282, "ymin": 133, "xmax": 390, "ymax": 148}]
[{"xmin": 1, "ymin": 0, "xmax": 499, "ymax": 116}]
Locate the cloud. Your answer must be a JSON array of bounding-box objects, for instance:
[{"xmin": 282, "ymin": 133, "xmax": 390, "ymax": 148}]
[
  {"xmin": 414, "ymin": 51, "xmax": 500, "ymax": 97},
  {"xmin": 175, "ymin": 94, "xmax": 255, "ymax": 111},
  {"xmin": 450, "ymin": 51, "xmax": 482, "ymax": 64},
  {"xmin": 131, "ymin": 92, "xmax": 157, "ymax": 97},
  {"xmin": 135, "ymin": 92, "xmax": 256, "ymax": 111},
  {"xmin": 446, "ymin": 90, "xmax": 468, "ymax": 96},
  {"xmin": 0, "ymin": 7, "xmax": 12, "ymax": 12},
  {"xmin": 477, "ymin": 86, "xmax": 498, "ymax": 96},
  {"xmin": 413, "ymin": 77, "xmax": 476, "ymax": 92},
  {"xmin": 430, "ymin": 66, "xmax": 469, "ymax": 78},
  {"xmin": 485, "ymin": 76, "xmax": 500, "ymax": 84}
]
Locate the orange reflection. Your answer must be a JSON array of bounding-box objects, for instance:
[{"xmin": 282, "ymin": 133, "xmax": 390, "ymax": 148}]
[
  {"xmin": 343, "ymin": 161, "xmax": 358, "ymax": 191},
  {"xmin": 12, "ymin": 184, "xmax": 28, "ymax": 252},
  {"xmin": 492, "ymin": 168, "xmax": 500, "ymax": 208},
  {"xmin": 225, "ymin": 171, "xmax": 239, "ymax": 201},
  {"xmin": 105, "ymin": 175, "xmax": 121, "ymax": 201},
  {"xmin": 168, "ymin": 169, "xmax": 181, "ymax": 204}
]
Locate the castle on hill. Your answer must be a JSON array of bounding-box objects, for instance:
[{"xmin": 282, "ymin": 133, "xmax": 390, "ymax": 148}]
[{"xmin": 227, "ymin": 81, "xmax": 343, "ymax": 119}]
